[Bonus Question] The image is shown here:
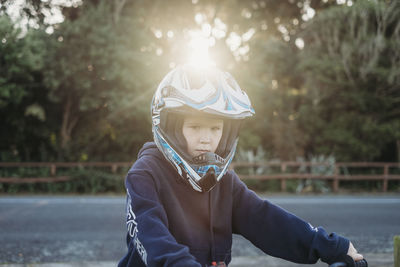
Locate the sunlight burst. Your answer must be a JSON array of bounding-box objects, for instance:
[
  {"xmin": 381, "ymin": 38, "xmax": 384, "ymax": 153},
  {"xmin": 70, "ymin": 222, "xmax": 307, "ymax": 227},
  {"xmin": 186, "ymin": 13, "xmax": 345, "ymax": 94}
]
[{"xmin": 187, "ymin": 31, "xmax": 216, "ymax": 68}]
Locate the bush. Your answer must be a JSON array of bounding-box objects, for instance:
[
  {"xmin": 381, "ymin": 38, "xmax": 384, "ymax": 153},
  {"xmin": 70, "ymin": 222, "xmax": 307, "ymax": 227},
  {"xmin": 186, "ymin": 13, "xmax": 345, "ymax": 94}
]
[
  {"xmin": 68, "ymin": 169, "xmax": 125, "ymax": 194},
  {"xmin": 0, "ymin": 169, "xmax": 125, "ymax": 194}
]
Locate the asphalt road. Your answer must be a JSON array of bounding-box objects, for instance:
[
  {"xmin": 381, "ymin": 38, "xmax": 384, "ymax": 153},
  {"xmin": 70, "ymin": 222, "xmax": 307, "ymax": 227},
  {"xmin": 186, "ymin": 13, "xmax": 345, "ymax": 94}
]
[{"xmin": 0, "ymin": 195, "xmax": 399, "ymax": 266}]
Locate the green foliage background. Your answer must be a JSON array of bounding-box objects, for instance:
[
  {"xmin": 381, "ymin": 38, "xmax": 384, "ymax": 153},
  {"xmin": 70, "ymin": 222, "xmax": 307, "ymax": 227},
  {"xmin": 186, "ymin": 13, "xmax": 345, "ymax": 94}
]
[{"xmin": 1, "ymin": 0, "xmax": 399, "ymax": 164}]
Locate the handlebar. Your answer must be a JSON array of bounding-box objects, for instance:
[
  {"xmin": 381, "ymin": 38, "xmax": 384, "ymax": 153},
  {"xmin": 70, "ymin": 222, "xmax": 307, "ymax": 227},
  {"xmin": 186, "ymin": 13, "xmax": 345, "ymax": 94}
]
[
  {"xmin": 329, "ymin": 255, "xmax": 368, "ymax": 267},
  {"xmin": 208, "ymin": 255, "xmax": 367, "ymax": 267}
]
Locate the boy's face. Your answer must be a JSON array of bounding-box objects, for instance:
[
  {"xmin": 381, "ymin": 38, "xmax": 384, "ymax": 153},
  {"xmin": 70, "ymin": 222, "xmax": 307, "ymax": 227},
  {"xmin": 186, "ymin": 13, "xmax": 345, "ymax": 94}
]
[{"xmin": 182, "ymin": 115, "xmax": 224, "ymax": 158}]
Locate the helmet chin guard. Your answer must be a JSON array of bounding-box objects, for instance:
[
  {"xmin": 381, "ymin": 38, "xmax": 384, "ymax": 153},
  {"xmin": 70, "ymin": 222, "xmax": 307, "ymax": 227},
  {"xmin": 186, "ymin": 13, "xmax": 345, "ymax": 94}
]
[
  {"xmin": 153, "ymin": 126, "xmax": 237, "ymax": 192},
  {"xmin": 151, "ymin": 65, "xmax": 253, "ymax": 192}
]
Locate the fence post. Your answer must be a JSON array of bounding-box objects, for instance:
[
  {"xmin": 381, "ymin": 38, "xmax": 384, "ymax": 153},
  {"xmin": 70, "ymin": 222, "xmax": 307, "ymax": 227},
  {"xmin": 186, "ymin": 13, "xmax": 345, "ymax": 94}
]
[
  {"xmin": 383, "ymin": 164, "xmax": 389, "ymax": 192},
  {"xmin": 50, "ymin": 164, "xmax": 56, "ymax": 176},
  {"xmin": 395, "ymin": 235, "xmax": 400, "ymax": 267},
  {"xmin": 280, "ymin": 163, "xmax": 287, "ymax": 192},
  {"xmin": 112, "ymin": 164, "xmax": 117, "ymax": 174},
  {"xmin": 333, "ymin": 164, "xmax": 339, "ymax": 193}
]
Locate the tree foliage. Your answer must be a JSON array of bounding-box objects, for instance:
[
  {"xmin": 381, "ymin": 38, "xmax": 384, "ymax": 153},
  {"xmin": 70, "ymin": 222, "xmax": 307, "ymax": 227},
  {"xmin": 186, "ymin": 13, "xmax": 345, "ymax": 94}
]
[
  {"xmin": 298, "ymin": 0, "xmax": 400, "ymax": 161},
  {"xmin": 1, "ymin": 0, "xmax": 399, "ymax": 162},
  {"xmin": 0, "ymin": 15, "xmax": 55, "ymax": 161},
  {"xmin": 43, "ymin": 1, "xmax": 159, "ymax": 160}
]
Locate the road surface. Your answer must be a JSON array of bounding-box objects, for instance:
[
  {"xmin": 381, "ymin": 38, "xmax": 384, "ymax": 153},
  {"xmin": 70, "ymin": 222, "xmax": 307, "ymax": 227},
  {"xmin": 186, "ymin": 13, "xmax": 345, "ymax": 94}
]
[{"xmin": 0, "ymin": 195, "xmax": 399, "ymax": 266}]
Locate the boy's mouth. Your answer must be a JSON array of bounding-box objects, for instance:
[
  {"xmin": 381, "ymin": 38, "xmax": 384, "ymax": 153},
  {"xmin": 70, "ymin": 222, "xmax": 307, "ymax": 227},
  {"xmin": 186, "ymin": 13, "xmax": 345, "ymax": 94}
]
[{"xmin": 196, "ymin": 149, "xmax": 210, "ymax": 154}]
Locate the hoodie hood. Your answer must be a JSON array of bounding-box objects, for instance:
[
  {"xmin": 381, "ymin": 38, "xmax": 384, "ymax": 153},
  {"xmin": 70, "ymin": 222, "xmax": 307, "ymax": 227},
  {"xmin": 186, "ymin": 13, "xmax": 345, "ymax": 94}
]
[{"xmin": 138, "ymin": 142, "xmax": 164, "ymax": 160}]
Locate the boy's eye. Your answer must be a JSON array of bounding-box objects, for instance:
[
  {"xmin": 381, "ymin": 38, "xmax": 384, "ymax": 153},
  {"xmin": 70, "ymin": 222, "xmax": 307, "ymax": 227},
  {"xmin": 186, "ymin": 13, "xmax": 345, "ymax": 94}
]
[{"xmin": 211, "ymin": 126, "xmax": 222, "ymax": 131}]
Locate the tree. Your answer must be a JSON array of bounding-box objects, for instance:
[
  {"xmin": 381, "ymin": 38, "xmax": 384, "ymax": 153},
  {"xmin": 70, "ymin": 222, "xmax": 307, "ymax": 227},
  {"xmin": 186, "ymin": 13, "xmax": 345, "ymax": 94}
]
[
  {"xmin": 43, "ymin": 1, "xmax": 159, "ymax": 160},
  {"xmin": 0, "ymin": 15, "xmax": 55, "ymax": 161},
  {"xmin": 108, "ymin": 0, "xmax": 338, "ymax": 160},
  {"xmin": 237, "ymin": 37, "xmax": 307, "ymax": 160},
  {"xmin": 298, "ymin": 0, "xmax": 400, "ymax": 161},
  {"xmin": 5, "ymin": 0, "xmax": 377, "ymax": 162},
  {"xmin": 44, "ymin": 0, "xmax": 329, "ymax": 160}
]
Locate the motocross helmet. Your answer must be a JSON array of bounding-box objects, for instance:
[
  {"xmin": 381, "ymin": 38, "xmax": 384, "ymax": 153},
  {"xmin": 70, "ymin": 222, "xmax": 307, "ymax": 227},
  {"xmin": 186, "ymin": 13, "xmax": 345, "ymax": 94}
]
[{"xmin": 151, "ymin": 65, "xmax": 254, "ymax": 192}]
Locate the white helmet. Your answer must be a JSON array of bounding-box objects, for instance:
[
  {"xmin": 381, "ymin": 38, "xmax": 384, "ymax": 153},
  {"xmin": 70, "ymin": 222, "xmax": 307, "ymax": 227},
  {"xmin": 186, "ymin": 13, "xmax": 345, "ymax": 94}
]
[{"xmin": 151, "ymin": 65, "xmax": 254, "ymax": 192}]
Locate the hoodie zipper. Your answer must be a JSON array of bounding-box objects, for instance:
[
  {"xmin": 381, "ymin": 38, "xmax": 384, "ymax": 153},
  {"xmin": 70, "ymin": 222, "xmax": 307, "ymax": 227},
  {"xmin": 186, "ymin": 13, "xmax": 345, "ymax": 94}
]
[{"xmin": 209, "ymin": 190, "xmax": 216, "ymax": 264}]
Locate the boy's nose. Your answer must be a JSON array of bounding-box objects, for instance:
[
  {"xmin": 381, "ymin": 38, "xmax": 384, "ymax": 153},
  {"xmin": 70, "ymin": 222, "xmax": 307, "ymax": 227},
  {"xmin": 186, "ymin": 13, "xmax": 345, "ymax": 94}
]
[
  {"xmin": 199, "ymin": 129, "xmax": 212, "ymax": 143},
  {"xmin": 200, "ymin": 135, "xmax": 211, "ymax": 143}
]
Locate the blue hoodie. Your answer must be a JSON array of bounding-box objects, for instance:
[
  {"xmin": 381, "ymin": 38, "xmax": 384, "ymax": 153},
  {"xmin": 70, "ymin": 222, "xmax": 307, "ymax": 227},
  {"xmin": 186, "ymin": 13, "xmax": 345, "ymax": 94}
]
[{"xmin": 118, "ymin": 142, "xmax": 349, "ymax": 267}]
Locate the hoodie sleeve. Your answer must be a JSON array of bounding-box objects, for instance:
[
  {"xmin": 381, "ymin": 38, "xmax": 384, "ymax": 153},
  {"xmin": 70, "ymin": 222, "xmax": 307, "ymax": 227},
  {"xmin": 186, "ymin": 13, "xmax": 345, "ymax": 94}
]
[
  {"xmin": 231, "ymin": 173, "xmax": 349, "ymax": 264},
  {"xmin": 119, "ymin": 163, "xmax": 202, "ymax": 267}
]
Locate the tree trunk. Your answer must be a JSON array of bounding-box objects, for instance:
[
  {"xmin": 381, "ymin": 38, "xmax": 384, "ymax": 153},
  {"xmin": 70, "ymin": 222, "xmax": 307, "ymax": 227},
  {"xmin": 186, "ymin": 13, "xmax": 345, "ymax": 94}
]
[
  {"xmin": 60, "ymin": 93, "xmax": 79, "ymax": 152},
  {"xmin": 113, "ymin": 0, "xmax": 127, "ymax": 24}
]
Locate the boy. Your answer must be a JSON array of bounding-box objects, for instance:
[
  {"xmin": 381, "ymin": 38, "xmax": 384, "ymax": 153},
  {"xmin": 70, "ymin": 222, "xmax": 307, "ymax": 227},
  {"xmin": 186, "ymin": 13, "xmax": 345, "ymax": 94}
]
[{"xmin": 118, "ymin": 65, "xmax": 363, "ymax": 267}]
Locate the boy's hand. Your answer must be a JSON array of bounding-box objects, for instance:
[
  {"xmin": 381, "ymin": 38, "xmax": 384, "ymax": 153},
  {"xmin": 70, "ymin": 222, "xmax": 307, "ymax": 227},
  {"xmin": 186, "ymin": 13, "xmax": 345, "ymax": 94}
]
[{"xmin": 347, "ymin": 242, "xmax": 363, "ymax": 261}]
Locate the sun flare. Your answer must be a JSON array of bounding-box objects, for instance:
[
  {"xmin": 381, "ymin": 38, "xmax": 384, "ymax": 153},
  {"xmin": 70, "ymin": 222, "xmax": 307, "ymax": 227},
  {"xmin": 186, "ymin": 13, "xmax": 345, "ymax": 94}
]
[{"xmin": 187, "ymin": 31, "xmax": 215, "ymax": 68}]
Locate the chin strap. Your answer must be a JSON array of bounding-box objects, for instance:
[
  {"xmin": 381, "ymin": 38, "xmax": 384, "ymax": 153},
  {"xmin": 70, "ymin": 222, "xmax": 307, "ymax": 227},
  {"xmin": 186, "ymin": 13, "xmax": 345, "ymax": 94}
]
[{"xmin": 198, "ymin": 168, "xmax": 217, "ymax": 192}]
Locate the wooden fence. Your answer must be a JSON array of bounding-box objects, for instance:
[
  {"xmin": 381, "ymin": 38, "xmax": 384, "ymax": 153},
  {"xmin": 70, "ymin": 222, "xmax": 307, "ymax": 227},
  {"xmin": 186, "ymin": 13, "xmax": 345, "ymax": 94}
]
[
  {"xmin": 230, "ymin": 161, "xmax": 400, "ymax": 192},
  {"xmin": 1, "ymin": 161, "xmax": 400, "ymax": 192},
  {"xmin": 0, "ymin": 162, "xmax": 131, "ymax": 184}
]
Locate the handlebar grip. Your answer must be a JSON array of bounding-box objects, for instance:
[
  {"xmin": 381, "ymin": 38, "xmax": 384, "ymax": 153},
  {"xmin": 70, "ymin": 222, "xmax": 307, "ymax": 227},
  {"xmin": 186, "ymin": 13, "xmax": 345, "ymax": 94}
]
[
  {"xmin": 354, "ymin": 259, "xmax": 368, "ymax": 267},
  {"xmin": 328, "ymin": 255, "xmax": 368, "ymax": 267}
]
